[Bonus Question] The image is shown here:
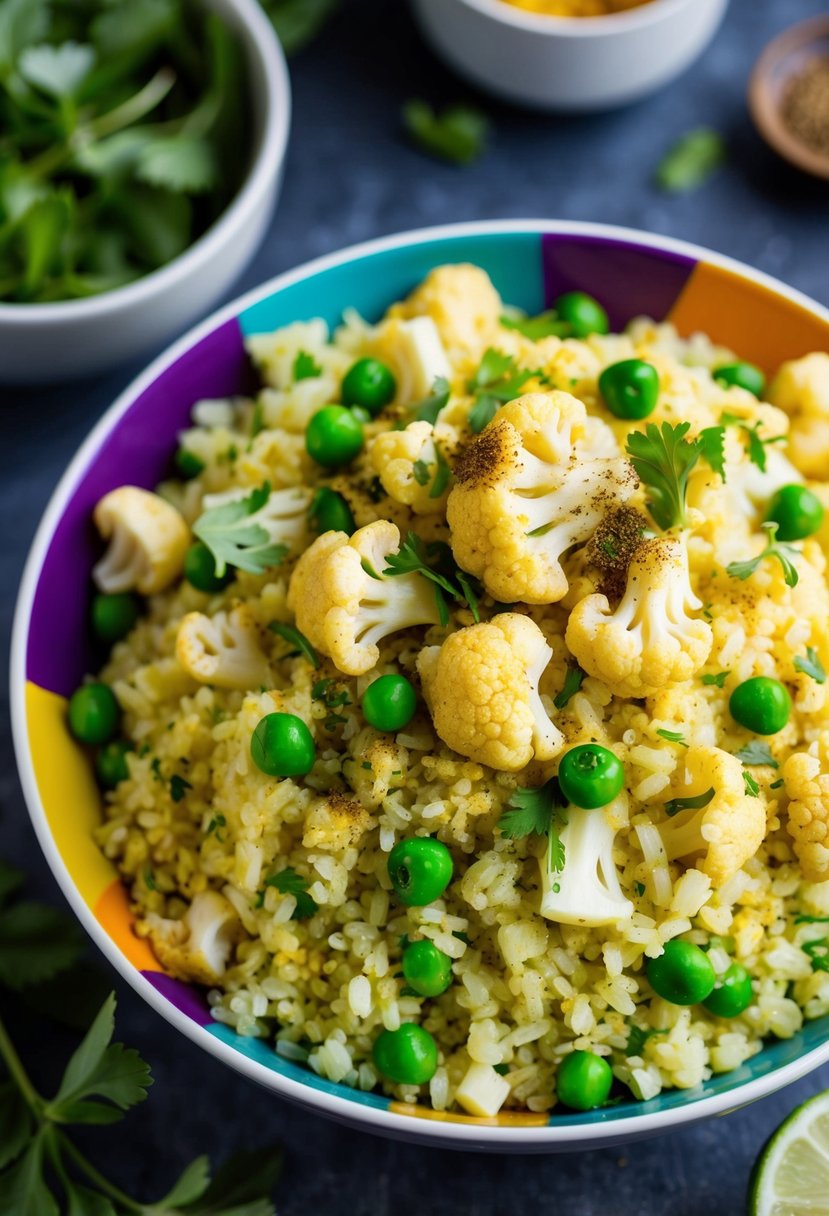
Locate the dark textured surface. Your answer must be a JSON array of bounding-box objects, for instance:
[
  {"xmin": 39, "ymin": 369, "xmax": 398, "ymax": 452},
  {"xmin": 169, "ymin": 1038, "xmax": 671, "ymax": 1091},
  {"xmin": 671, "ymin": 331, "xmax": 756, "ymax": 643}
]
[{"xmin": 2, "ymin": 0, "xmax": 829, "ymax": 1210}]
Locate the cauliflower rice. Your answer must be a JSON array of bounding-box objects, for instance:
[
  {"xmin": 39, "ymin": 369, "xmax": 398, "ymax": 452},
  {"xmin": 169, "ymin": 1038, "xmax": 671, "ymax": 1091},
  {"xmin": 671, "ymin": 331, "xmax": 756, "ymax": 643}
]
[{"xmin": 90, "ymin": 264, "xmax": 829, "ymax": 1117}]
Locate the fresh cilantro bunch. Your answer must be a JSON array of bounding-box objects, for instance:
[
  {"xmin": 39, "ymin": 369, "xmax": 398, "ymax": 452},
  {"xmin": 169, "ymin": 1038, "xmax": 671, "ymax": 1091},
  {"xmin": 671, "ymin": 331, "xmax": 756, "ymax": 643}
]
[
  {"xmin": 0, "ymin": 859, "xmax": 280, "ymax": 1214},
  {"xmin": 0, "ymin": 0, "xmax": 248, "ymax": 303}
]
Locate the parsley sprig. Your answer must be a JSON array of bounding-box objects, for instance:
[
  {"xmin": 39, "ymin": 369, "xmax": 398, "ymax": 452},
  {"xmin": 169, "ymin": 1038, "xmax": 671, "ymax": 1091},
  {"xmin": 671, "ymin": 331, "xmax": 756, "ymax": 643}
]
[
  {"xmin": 625, "ymin": 422, "xmax": 700, "ymax": 531},
  {"xmin": 467, "ymin": 348, "xmax": 546, "ymax": 433},
  {"xmin": 383, "ymin": 533, "xmax": 481, "ymax": 626},
  {"xmin": 497, "ymin": 779, "xmax": 568, "ymax": 874},
  {"xmin": 0, "ymin": 859, "xmax": 280, "ymax": 1213},
  {"xmin": 194, "ymin": 484, "xmax": 289, "ymax": 576},
  {"xmin": 726, "ymin": 522, "xmax": 800, "ymax": 588}
]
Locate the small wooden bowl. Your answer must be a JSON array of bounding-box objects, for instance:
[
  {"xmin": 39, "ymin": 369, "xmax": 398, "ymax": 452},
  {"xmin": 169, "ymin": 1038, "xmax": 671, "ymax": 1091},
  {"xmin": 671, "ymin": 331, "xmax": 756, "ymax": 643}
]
[{"xmin": 749, "ymin": 14, "xmax": 829, "ymax": 181}]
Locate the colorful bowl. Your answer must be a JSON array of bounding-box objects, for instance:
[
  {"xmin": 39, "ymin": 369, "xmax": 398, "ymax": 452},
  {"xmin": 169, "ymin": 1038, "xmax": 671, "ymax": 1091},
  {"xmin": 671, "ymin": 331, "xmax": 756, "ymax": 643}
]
[{"xmin": 11, "ymin": 221, "xmax": 829, "ymax": 1151}]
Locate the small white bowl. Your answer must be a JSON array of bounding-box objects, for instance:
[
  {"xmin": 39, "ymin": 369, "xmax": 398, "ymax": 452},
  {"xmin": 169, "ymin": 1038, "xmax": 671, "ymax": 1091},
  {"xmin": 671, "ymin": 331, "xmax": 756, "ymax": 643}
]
[
  {"xmin": 412, "ymin": 0, "xmax": 729, "ymax": 112},
  {"xmin": 0, "ymin": 0, "xmax": 290, "ymax": 385}
]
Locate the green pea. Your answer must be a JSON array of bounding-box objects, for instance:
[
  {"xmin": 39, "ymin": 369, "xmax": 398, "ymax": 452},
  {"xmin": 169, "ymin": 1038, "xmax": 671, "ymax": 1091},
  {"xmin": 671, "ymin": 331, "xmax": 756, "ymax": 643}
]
[
  {"xmin": 647, "ymin": 940, "xmax": 716, "ymax": 1006},
  {"xmin": 91, "ymin": 592, "xmax": 140, "ymax": 644},
  {"xmin": 729, "ymin": 676, "xmax": 791, "ymax": 735},
  {"xmin": 553, "ymin": 291, "xmax": 609, "ymax": 337},
  {"xmin": 362, "ymin": 674, "xmax": 417, "ymax": 732},
  {"xmin": 175, "ymin": 448, "xmax": 205, "ymax": 479},
  {"xmin": 702, "ymin": 962, "xmax": 754, "ymax": 1018},
  {"xmin": 388, "ymin": 837, "xmax": 453, "ymax": 907},
  {"xmin": 251, "ymin": 712, "xmax": 316, "ymax": 777},
  {"xmin": 598, "ymin": 359, "xmax": 660, "ymax": 420},
  {"xmin": 184, "ymin": 541, "xmax": 233, "ymax": 593},
  {"xmin": 402, "ymin": 940, "xmax": 453, "ymax": 997},
  {"xmin": 305, "ymin": 405, "xmax": 364, "ymax": 468},
  {"xmin": 713, "ymin": 361, "xmax": 766, "ymax": 399},
  {"xmin": 556, "ymin": 1050, "xmax": 613, "ymax": 1111},
  {"xmin": 765, "ymin": 484, "xmax": 824, "ymax": 542},
  {"xmin": 95, "ymin": 739, "xmax": 132, "ymax": 788},
  {"xmin": 309, "ymin": 487, "xmax": 356, "ymax": 535},
  {"xmin": 68, "ymin": 683, "xmax": 120, "ymax": 746},
  {"xmin": 341, "ymin": 357, "xmax": 397, "ymax": 415},
  {"xmin": 373, "ymin": 1024, "xmax": 438, "ymax": 1086},
  {"xmin": 557, "ymin": 744, "xmax": 625, "ymax": 809}
]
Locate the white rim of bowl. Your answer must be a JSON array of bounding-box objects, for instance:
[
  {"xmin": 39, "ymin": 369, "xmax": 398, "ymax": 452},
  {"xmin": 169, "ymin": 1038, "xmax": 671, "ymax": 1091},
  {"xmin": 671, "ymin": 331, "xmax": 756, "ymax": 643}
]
[
  {"xmin": 450, "ymin": 0, "xmax": 699, "ymax": 35},
  {"xmin": 0, "ymin": 0, "xmax": 290, "ymax": 325},
  {"xmin": 11, "ymin": 219, "xmax": 829, "ymax": 1149}
]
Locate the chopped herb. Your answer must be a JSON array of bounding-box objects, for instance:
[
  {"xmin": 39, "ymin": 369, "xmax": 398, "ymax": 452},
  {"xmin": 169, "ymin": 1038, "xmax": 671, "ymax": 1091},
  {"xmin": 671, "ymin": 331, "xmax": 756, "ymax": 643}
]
[
  {"xmin": 429, "ymin": 446, "xmax": 452, "ymax": 498},
  {"xmin": 360, "ymin": 557, "xmax": 381, "ymax": 580},
  {"xmin": 193, "ymin": 482, "xmax": 289, "ymax": 576},
  {"xmin": 664, "ymin": 787, "xmax": 715, "ymax": 818},
  {"xmin": 726, "ymin": 522, "xmax": 800, "ymax": 589},
  {"xmin": 625, "ymin": 421, "xmax": 700, "ymax": 531},
  {"xmin": 361, "ymin": 761, "xmax": 373, "ymax": 771},
  {"xmin": 701, "ymin": 671, "xmax": 730, "ymax": 688},
  {"xmin": 258, "ymin": 868, "xmax": 317, "ymax": 918},
  {"xmin": 467, "ymin": 348, "xmax": 546, "ymax": 433},
  {"xmin": 526, "ymin": 521, "xmax": 554, "ymax": 538},
  {"xmin": 795, "ymin": 914, "xmax": 829, "ymax": 925},
  {"xmin": 735, "ymin": 741, "xmax": 779, "ymax": 768},
  {"xmin": 206, "ymin": 814, "xmax": 227, "ymax": 839},
  {"xmin": 500, "ymin": 311, "xmax": 570, "ymax": 340},
  {"xmin": 169, "ymin": 774, "xmax": 192, "ymax": 803},
  {"xmin": 743, "ymin": 770, "xmax": 760, "ymax": 797},
  {"xmin": 412, "ymin": 459, "xmax": 431, "ymax": 486},
  {"xmin": 802, "ymin": 938, "xmax": 829, "ymax": 973},
  {"xmin": 452, "ymin": 930, "xmax": 472, "ymax": 945},
  {"xmin": 403, "ymin": 100, "xmax": 489, "ymax": 166},
  {"xmin": 626, "ymin": 1025, "xmax": 668, "ymax": 1057},
  {"xmin": 698, "ymin": 425, "xmax": 727, "ymax": 482},
  {"xmin": 655, "ymin": 128, "xmax": 726, "ymax": 193},
  {"xmin": 293, "ymin": 349, "xmax": 323, "ymax": 380},
  {"xmin": 656, "ymin": 729, "xmax": 687, "ymax": 746},
  {"xmin": 794, "ymin": 646, "xmax": 827, "ymax": 684},
  {"xmin": 250, "ymin": 401, "xmax": 265, "ymax": 440},
  {"xmin": 150, "ymin": 757, "xmax": 162, "ymax": 780},
  {"xmin": 498, "ymin": 778, "xmax": 567, "ymax": 873},
  {"xmin": 554, "ymin": 666, "xmax": 585, "ymax": 711},
  {"xmin": 635, "ymin": 882, "xmax": 646, "ymax": 897},
  {"xmin": 409, "ymin": 376, "xmax": 451, "ymax": 425},
  {"xmin": 493, "ymin": 1063, "xmax": 510, "ymax": 1076},
  {"xmin": 144, "ymin": 868, "xmax": 156, "ymax": 891},
  {"xmin": 770, "ymin": 778, "xmax": 784, "ymax": 790},
  {"xmin": 383, "ymin": 532, "xmax": 481, "ymax": 624},
  {"xmin": 269, "ymin": 621, "xmax": 320, "ymax": 667},
  {"xmin": 721, "ymin": 412, "xmax": 785, "ymax": 473},
  {"xmin": 312, "ymin": 678, "xmax": 351, "ymax": 731}
]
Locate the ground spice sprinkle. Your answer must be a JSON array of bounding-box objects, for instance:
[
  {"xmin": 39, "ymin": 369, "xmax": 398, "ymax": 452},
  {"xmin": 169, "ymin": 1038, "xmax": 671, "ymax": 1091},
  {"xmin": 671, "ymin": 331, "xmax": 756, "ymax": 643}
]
[{"xmin": 782, "ymin": 56, "xmax": 829, "ymax": 158}]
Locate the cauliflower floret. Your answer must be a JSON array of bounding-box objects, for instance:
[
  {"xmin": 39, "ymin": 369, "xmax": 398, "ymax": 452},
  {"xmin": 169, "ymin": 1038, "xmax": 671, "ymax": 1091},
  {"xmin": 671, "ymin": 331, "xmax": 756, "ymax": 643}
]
[
  {"xmin": 287, "ymin": 520, "xmax": 441, "ymax": 676},
  {"xmin": 388, "ymin": 263, "xmax": 503, "ymax": 359},
  {"xmin": 783, "ymin": 748, "xmax": 829, "ymax": 881},
  {"xmin": 447, "ymin": 392, "xmax": 637, "ymax": 605},
  {"xmin": 176, "ymin": 604, "xmax": 271, "ymax": 690},
  {"xmin": 417, "ymin": 613, "xmax": 562, "ymax": 772},
  {"xmin": 769, "ymin": 353, "xmax": 829, "ymax": 479},
  {"xmin": 659, "ymin": 746, "xmax": 766, "ymax": 888},
  {"xmin": 368, "ymin": 421, "xmax": 451, "ymax": 514},
  {"xmin": 367, "ymin": 316, "xmax": 453, "ymax": 407},
  {"xmin": 455, "ymin": 1062, "xmax": 511, "ymax": 1118},
  {"xmin": 93, "ymin": 486, "xmax": 189, "ymax": 594},
  {"xmin": 302, "ymin": 793, "xmax": 374, "ymax": 851},
  {"xmin": 197, "ymin": 483, "xmax": 313, "ymax": 574},
  {"xmin": 145, "ymin": 890, "xmax": 239, "ymax": 985},
  {"xmin": 539, "ymin": 800, "xmax": 633, "ymax": 927},
  {"xmin": 566, "ymin": 534, "xmax": 712, "ymax": 698}
]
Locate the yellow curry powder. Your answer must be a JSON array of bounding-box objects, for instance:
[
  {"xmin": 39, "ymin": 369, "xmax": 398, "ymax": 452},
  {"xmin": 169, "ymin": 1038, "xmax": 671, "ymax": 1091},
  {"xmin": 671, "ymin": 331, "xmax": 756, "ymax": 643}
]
[{"xmin": 499, "ymin": 0, "xmax": 652, "ymax": 16}]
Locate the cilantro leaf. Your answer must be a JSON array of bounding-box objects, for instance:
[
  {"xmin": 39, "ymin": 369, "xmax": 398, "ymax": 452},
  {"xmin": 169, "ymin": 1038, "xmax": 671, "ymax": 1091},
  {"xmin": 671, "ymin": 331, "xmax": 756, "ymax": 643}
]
[
  {"xmin": 500, "ymin": 311, "xmax": 570, "ymax": 340},
  {"xmin": 0, "ymin": 0, "xmax": 49, "ymax": 72},
  {"xmin": 411, "ymin": 376, "xmax": 450, "ymax": 425},
  {"xmin": 0, "ymin": 1082, "xmax": 33, "ymax": 1171},
  {"xmin": 625, "ymin": 422, "xmax": 700, "ymax": 531},
  {"xmin": 136, "ymin": 135, "xmax": 218, "ymax": 195},
  {"xmin": 412, "ymin": 459, "xmax": 431, "ymax": 486},
  {"xmin": 194, "ymin": 483, "xmax": 289, "ymax": 576},
  {"xmin": 554, "ymin": 666, "xmax": 585, "ymax": 711},
  {"xmin": 803, "ymin": 939, "xmax": 829, "ymax": 974},
  {"xmin": 625, "ymin": 1025, "xmax": 668, "ymax": 1057},
  {"xmin": 467, "ymin": 348, "xmax": 545, "ymax": 433},
  {"xmin": 403, "ymin": 100, "xmax": 488, "ymax": 166},
  {"xmin": 182, "ymin": 1145, "xmax": 282, "ymax": 1214},
  {"xmin": 0, "ymin": 1137, "xmax": 59, "ymax": 1216},
  {"xmin": 0, "ymin": 860, "xmax": 24, "ymax": 908},
  {"xmin": 743, "ymin": 770, "xmax": 760, "ymax": 797},
  {"xmin": 664, "ymin": 787, "xmax": 715, "ymax": 818},
  {"xmin": 0, "ymin": 901, "xmax": 84, "ymax": 990},
  {"xmin": 720, "ymin": 413, "xmax": 784, "ymax": 473},
  {"xmin": 261, "ymin": 869, "xmax": 317, "ymax": 919},
  {"xmin": 467, "ymin": 393, "xmax": 500, "ymax": 434},
  {"xmin": 726, "ymin": 522, "xmax": 800, "ymax": 588},
  {"xmin": 698, "ymin": 425, "xmax": 727, "ymax": 482},
  {"xmin": 170, "ymin": 773, "xmax": 192, "ymax": 803},
  {"xmin": 155, "ymin": 1155, "xmax": 211, "ymax": 1207},
  {"xmin": 701, "ymin": 671, "xmax": 730, "ymax": 688},
  {"xmin": 19, "ymin": 41, "xmax": 95, "ymax": 97},
  {"xmin": 430, "ymin": 446, "xmax": 452, "ymax": 498},
  {"xmin": 269, "ymin": 621, "xmax": 320, "ymax": 667},
  {"xmin": 262, "ymin": 0, "xmax": 339, "ymax": 55},
  {"xmin": 795, "ymin": 646, "xmax": 827, "ymax": 684},
  {"xmin": 497, "ymin": 778, "xmax": 565, "ymax": 839},
  {"xmin": 293, "ymin": 350, "xmax": 322, "ymax": 381},
  {"xmin": 47, "ymin": 994, "xmax": 153, "ymax": 1125},
  {"xmin": 655, "ymin": 128, "xmax": 726, "ymax": 193},
  {"xmin": 735, "ymin": 741, "xmax": 778, "ymax": 768},
  {"xmin": 383, "ymin": 533, "xmax": 480, "ymax": 622},
  {"xmin": 64, "ymin": 1181, "xmax": 118, "ymax": 1216}
]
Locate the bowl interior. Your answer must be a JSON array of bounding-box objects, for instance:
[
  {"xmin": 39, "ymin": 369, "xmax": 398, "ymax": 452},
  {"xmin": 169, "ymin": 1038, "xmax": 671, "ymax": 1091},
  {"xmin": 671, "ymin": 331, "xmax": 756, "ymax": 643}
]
[{"xmin": 15, "ymin": 225, "xmax": 829, "ymax": 1141}]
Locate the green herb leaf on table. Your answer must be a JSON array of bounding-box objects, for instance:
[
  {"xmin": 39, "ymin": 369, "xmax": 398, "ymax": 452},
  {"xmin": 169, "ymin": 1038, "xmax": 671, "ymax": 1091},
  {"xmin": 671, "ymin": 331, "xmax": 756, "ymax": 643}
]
[
  {"xmin": 0, "ymin": 1138, "xmax": 59, "ymax": 1216},
  {"xmin": 664, "ymin": 787, "xmax": 715, "ymax": 818},
  {"xmin": 269, "ymin": 622, "xmax": 320, "ymax": 667},
  {"xmin": 735, "ymin": 741, "xmax": 779, "ymax": 768},
  {"xmin": 293, "ymin": 350, "xmax": 323, "ymax": 381},
  {"xmin": 261, "ymin": 0, "xmax": 339, "ymax": 55},
  {"xmin": 655, "ymin": 128, "xmax": 726, "ymax": 193},
  {"xmin": 194, "ymin": 483, "xmax": 289, "ymax": 576},
  {"xmin": 625, "ymin": 422, "xmax": 700, "ymax": 531},
  {"xmin": 403, "ymin": 100, "xmax": 489, "ymax": 166},
  {"xmin": 726, "ymin": 522, "xmax": 800, "ymax": 589},
  {"xmin": 554, "ymin": 666, "xmax": 585, "ymax": 710},
  {"xmin": 795, "ymin": 646, "xmax": 827, "ymax": 684},
  {"xmin": 0, "ymin": 901, "xmax": 84, "ymax": 990},
  {"xmin": 0, "ymin": 1083, "xmax": 33, "ymax": 1171}
]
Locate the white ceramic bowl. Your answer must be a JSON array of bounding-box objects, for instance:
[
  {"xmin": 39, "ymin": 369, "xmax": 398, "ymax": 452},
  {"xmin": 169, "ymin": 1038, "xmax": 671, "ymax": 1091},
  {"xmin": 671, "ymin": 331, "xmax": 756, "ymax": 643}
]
[
  {"xmin": 0, "ymin": 0, "xmax": 290, "ymax": 385},
  {"xmin": 412, "ymin": 0, "xmax": 729, "ymax": 111}
]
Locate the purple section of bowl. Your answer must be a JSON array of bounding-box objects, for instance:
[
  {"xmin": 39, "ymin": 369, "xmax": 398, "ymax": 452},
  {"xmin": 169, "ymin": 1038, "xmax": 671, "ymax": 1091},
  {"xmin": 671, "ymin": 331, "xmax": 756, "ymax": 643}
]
[
  {"xmin": 143, "ymin": 970, "xmax": 213, "ymax": 1026},
  {"xmin": 27, "ymin": 317, "xmax": 250, "ymax": 697},
  {"xmin": 541, "ymin": 234, "xmax": 697, "ymax": 330}
]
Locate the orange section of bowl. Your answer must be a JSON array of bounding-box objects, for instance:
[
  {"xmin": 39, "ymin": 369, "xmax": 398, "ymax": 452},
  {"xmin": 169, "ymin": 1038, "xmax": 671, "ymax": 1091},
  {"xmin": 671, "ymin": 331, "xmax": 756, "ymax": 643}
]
[
  {"xmin": 669, "ymin": 260, "xmax": 829, "ymax": 374},
  {"xmin": 25, "ymin": 682, "xmax": 114, "ymax": 908},
  {"xmin": 94, "ymin": 879, "xmax": 161, "ymax": 973},
  {"xmin": 389, "ymin": 1102, "xmax": 550, "ymax": 1127}
]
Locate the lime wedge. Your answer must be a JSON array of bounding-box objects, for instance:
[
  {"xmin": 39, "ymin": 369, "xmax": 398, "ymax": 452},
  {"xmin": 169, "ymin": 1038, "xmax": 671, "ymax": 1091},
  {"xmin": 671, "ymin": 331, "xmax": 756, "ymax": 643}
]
[{"xmin": 749, "ymin": 1089, "xmax": 829, "ymax": 1215}]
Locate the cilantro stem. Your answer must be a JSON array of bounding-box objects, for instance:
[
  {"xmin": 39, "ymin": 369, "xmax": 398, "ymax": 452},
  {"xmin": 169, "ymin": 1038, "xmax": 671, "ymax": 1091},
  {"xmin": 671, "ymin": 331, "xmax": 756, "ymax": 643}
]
[
  {"xmin": 57, "ymin": 1130, "xmax": 144, "ymax": 1213},
  {"xmin": 0, "ymin": 1011, "xmax": 43, "ymax": 1114},
  {"xmin": 90, "ymin": 67, "xmax": 177, "ymax": 140}
]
